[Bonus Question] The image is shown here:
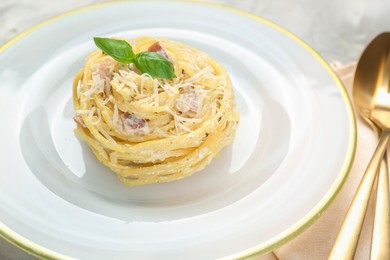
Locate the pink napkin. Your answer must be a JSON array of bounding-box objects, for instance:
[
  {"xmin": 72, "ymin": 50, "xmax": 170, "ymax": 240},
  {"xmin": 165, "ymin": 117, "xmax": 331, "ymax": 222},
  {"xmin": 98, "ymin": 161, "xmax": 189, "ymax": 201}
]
[{"xmin": 260, "ymin": 63, "xmax": 378, "ymax": 260}]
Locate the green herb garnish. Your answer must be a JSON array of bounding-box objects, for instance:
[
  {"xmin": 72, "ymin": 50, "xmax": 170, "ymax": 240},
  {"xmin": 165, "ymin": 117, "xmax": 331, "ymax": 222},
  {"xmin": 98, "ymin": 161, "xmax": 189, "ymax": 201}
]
[{"xmin": 93, "ymin": 37, "xmax": 176, "ymax": 79}]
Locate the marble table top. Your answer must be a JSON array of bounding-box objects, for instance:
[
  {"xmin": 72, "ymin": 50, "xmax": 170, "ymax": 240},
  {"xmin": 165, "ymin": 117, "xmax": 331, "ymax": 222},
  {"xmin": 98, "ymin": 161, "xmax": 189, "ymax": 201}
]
[{"xmin": 1, "ymin": 0, "xmax": 389, "ymax": 259}]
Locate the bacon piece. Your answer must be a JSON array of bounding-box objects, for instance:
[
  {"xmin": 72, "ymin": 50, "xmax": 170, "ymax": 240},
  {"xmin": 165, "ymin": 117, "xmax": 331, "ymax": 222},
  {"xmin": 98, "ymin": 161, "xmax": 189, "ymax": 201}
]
[
  {"xmin": 101, "ymin": 60, "xmax": 113, "ymax": 75},
  {"xmin": 96, "ymin": 59, "xmax": 116, "ymax": 80},
  {"xmin": 175, "ymin": 92, "xmax": 203, "ymax": 117},
  {"xmin": 148, "ymin": 41, "xmax": 163, "ymax": 52},
  {"xmin": 73, "ymin": 116, "xmax": 86, "ymax": 128},
  {"xmin": 148, "ymin": 42, "xmax": 170, "ymax": 61},
  {"xmin": 122, "ymin": 112, "xmax": 146, "ymax": 130},
  {"xmin": 92, "ymin": 59, "xmax": 117, "ymax": 94}
]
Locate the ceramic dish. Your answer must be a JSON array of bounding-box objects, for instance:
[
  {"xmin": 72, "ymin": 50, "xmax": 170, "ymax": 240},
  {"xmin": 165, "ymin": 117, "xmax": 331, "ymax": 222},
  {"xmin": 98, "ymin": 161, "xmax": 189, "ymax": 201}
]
[{"xmin": 0, "ymin": 1, "xmax": 356, "ymax": 259}]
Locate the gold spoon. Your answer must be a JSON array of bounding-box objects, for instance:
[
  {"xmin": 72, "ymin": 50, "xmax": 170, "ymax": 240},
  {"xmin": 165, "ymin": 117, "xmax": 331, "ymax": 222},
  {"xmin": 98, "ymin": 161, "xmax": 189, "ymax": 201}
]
[{"xmin": 329, "ymin": 32, "xmax": 390, "ymax": 259}]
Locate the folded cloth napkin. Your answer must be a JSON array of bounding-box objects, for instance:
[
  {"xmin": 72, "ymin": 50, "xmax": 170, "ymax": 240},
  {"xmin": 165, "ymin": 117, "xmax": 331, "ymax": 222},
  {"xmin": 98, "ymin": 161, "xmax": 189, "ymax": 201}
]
[{"xmin": 259, "ymin": 63, "xmax": 378, "ymax": 260}]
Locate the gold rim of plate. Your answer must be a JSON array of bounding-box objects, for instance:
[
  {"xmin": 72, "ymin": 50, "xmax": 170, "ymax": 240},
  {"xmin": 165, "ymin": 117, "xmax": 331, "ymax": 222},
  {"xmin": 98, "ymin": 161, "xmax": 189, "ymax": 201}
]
[{"xmin": 0, "ymin": 0, "xmax": 357, "ymax": 259}]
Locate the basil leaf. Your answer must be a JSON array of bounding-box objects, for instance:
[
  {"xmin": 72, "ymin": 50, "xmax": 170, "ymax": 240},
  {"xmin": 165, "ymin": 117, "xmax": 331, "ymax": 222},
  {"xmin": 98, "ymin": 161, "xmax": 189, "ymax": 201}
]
[
  {"xmin": 134, "ymin": 52, "xmax": 176, "ymax": 79},
  {"xmin": 93, "ymin": 37, "xmax": 134, "ymax": 63},
  {"xmin": 93, "ymin": 37, "xmax": 176, "ymax": 79}
]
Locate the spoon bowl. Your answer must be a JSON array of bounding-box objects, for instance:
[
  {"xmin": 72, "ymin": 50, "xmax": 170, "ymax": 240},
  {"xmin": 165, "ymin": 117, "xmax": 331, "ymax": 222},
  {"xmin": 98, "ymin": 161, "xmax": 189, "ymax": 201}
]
[{"xmin": 354, "ymin": 33, "xmax": 390, "ymax": 129}]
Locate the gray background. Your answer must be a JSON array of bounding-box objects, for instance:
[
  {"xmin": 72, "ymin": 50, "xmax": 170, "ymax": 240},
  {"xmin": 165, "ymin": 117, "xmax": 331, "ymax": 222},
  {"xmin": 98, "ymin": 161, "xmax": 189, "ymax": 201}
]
[{"xmin": 1, "ymin": 0, "xmax": 389, "ymax": 258}]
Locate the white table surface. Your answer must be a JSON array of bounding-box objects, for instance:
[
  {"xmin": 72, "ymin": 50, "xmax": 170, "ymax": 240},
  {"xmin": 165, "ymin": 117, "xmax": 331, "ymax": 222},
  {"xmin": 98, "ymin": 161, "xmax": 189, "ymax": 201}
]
[{"xmin": 1, "ymin": 0, "xmax": 389, "ymax": 259}]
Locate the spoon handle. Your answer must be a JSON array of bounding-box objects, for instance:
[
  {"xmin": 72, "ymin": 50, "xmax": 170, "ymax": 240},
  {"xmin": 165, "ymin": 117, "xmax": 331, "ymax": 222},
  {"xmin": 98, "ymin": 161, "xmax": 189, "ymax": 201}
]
[
  {"xmin": 329, "ymin": 128, "xmax": 390, "ymax": 260},
  {"xmin": 371, "ymin": 151, "xmax": 390, "ymax": 259}
]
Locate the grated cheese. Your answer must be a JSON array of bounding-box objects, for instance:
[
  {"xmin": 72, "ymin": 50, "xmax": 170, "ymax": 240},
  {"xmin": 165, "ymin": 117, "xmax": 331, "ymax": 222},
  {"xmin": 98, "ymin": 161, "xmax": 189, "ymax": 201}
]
[
  {"xmin": 88, "ymin": 107, "xmax": 102, "ymax": 125},
  {"xmin": 75, "ymin": 109, "xmax": 90, "ymax": 115},
  {"xmin": 153, "ymin": 78, "xmax": 159, "ymax": 107},
  {"xmin": 113, "ymin": 104, "xmax": 119, "ymax": 127}
]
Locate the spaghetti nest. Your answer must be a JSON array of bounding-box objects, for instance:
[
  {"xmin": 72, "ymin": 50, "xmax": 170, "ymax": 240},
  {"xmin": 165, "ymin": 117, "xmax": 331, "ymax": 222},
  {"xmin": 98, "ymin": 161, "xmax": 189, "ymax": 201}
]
[{"xmin": 73, "ymin": 36, "xmax": 239, "ymax": 185}]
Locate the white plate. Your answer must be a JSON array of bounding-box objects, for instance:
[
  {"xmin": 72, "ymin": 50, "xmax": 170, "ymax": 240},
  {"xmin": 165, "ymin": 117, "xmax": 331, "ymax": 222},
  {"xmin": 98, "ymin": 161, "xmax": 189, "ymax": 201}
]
[{"xmin": 0, "ymin": 1, "xmax": 356, "ymax": 259}]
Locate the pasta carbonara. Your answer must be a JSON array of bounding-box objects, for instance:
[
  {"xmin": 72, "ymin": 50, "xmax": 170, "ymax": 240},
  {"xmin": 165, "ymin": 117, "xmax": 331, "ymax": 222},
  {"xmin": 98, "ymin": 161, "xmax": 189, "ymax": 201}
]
[{"xmin": 73, "ymin": 36, "xmax": 239, "ymax": 185}]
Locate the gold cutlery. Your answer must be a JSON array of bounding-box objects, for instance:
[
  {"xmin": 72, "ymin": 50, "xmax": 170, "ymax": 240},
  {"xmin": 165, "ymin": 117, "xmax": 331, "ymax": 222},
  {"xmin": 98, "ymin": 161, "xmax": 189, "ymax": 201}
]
[{"xmin": 330, "ymin": 32, "xmax": 390, "ymax": 259}]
